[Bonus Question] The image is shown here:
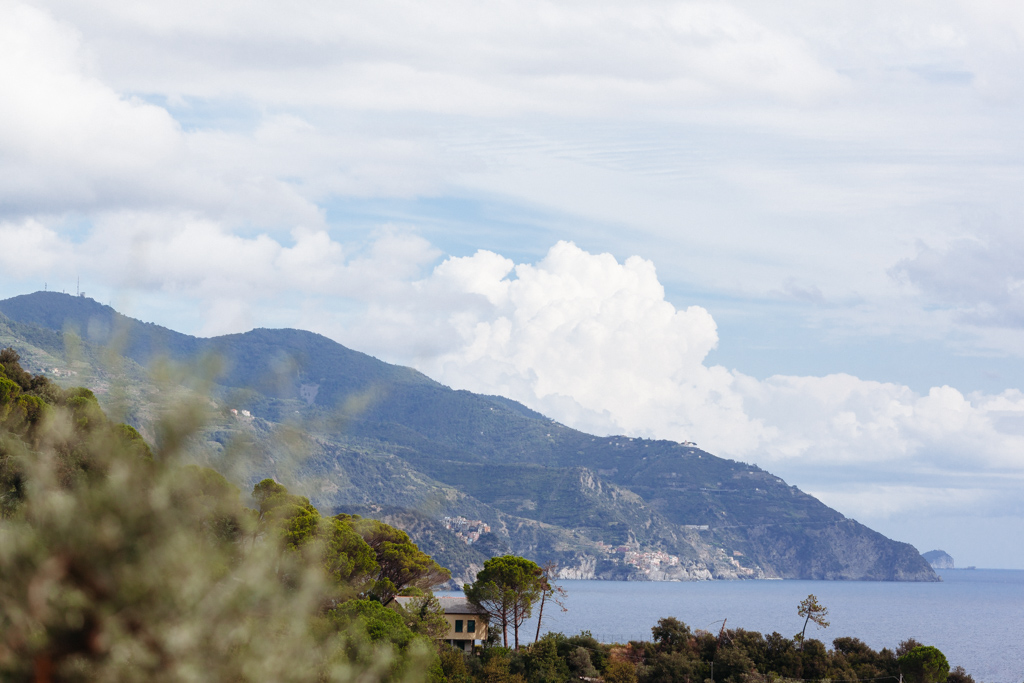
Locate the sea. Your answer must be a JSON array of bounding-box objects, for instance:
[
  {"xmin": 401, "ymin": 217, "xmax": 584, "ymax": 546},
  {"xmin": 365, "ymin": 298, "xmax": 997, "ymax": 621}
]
[{"xmin": 440, "ymin": 569, "xmax": 1024, "ymax": 683}]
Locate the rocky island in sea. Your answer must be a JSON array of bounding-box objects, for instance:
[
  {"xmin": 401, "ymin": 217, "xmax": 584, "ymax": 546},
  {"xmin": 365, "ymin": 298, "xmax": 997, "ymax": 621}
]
[{"xmin": 922, "ymin": 549, "xmax": 955, "ymax": 569}]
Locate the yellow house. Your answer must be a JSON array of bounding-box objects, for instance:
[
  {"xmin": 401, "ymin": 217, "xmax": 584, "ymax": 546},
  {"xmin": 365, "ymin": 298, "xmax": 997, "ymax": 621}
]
[{"xmin": 395, "ymin": 596, "xmax": 488, "ymax": 652}]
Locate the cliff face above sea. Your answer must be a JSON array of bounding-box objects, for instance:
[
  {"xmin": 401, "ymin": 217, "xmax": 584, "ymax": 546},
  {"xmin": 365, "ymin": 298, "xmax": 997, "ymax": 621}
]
[{"xmin": 0, "ymin": 291, "xmax": 939, "ymax": 584}]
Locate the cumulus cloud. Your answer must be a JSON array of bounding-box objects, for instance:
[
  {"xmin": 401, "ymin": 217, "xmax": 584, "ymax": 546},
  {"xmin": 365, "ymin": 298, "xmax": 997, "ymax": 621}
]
[
  {"xmin": 353, "ymin": 242, "xmax": 1024, "ymax": 490},
  {"xmin": 407, "ymin": 242, "xmax": 763, "ymax": 447}
]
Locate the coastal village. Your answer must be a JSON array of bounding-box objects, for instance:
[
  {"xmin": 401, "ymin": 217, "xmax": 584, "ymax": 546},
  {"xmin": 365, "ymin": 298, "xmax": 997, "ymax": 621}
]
[
  {"xmin": 593, "ymin": 541, "xmax": 683, "ymax": 575},
  {"xmin": 440, "ymin": 516, "xmax": 492, "ymax": 545},
  {"xmin": 441, "ymin": 518, "xmax": 688, "ymax": 579}
]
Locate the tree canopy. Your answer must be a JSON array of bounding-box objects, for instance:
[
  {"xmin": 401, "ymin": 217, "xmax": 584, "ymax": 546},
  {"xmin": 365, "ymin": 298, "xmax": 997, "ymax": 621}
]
[
  {"xmin": 899, "ymin": 645, "xmax": 950, "ymax": 683},
  {"xmin": 796, "ymin": 594, "xmax": 830, "ymax": 647},
  {"xmin": 464, "ymin": 554, "xmax": 543, "ymax": 648},
  {"xmin": 337, "ymin": 513, "xmax": 451, "ymax": 604}
]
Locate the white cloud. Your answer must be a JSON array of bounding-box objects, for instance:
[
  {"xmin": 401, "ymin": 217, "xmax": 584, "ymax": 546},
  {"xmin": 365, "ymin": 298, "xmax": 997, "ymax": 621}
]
[
  {"xmin": 37, "ymin": 0, "xmax": 844, "ymax": 115},
  {"xmin": 0, "ymin": 212, "xmax": 442, "ymax": 336},
  {"xmin": 7, "ymin": 0, "xmax": 1024, "ymax": 332},
  {"xmin": 32, "ymin": 0, "xmax": 1024, "ymax": 127},
  {"xmin": 351, "ymin": 242, "xmax": 1024, "ymax": 489},
  {"xmin": 0, "ymin": 3, "xmax": 186, "ymax": 210},
  {"xmin": 0, "ymin": 219, "xmax": 75, "ymax": 276},
  {"xmin": 410, "ymin": 241, "xmax": 766, "ymax": 448},
  {"xmin": 0, "ymin": 2, "xmax": 450, "ymax": 224}
]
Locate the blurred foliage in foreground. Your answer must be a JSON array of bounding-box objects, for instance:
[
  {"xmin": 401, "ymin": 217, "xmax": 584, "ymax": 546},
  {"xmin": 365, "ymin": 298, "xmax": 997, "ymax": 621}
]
[{"xmin": 0, "ymin": 348, "xmax": 449, "ymax": 682}]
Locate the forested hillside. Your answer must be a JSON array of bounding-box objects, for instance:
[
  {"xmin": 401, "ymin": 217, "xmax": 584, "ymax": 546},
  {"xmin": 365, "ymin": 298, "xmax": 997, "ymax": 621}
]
[{"xmin": 0, "ymin": 292, "xmax": 937, "ymax": 583}]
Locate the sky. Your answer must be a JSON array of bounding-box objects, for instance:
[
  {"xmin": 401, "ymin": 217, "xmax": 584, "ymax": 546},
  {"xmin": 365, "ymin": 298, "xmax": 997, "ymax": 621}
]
[{"xmin": 2, "ymin": 0, "xmax": 1024, "ymax": 568}]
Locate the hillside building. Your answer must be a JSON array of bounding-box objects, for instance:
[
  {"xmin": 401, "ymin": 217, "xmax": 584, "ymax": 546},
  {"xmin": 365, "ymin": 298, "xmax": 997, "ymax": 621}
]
[{"xmin": 394, "ymin": 596, "xmax": 488, "ymax": 652}]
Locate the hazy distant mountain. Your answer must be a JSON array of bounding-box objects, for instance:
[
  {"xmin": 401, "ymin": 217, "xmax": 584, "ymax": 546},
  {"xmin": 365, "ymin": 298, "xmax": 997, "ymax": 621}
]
[
  {"xmin": 922, "ymin": 549, "xmax": 954, "ymax": 569},
  {"xmin": 0, "ymin": 291, "xmax": 938, "ymax": 583}
]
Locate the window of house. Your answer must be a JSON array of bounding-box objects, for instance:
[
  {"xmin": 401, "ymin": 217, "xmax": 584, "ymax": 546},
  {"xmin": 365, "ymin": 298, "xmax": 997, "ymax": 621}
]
[
  {"xmin": 467, "ymin": 620, "xmax": 476, "ymax": 633},
  {"xmin": 455, "ymin": 619, "xmax": 463, "ymax": 633}
]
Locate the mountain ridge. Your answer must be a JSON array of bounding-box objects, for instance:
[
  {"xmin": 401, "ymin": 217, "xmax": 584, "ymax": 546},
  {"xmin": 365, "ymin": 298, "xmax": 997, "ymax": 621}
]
[{"xmin": 0, "ymin": 291, "xmax": 938, "ymax": 583}]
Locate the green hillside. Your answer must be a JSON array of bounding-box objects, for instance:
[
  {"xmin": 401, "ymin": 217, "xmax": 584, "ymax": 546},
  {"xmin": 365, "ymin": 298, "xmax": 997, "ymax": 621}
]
[{"xmin": 0, "ymin": 292, "xmax": 938, "ymax": 583}]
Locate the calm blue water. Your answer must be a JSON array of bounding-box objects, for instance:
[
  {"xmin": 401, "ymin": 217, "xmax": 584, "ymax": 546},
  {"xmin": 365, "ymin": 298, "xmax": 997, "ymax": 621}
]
[{"xmin": 442, "ymin": 569, "xmax": 1024, "ymax": 683}]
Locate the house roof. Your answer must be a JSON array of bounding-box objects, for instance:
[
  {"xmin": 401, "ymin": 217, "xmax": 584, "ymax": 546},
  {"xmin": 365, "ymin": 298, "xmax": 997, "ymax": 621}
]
[{"xmin": 394, "ymin": 596, "xmax": 485, "ymax": 615}]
